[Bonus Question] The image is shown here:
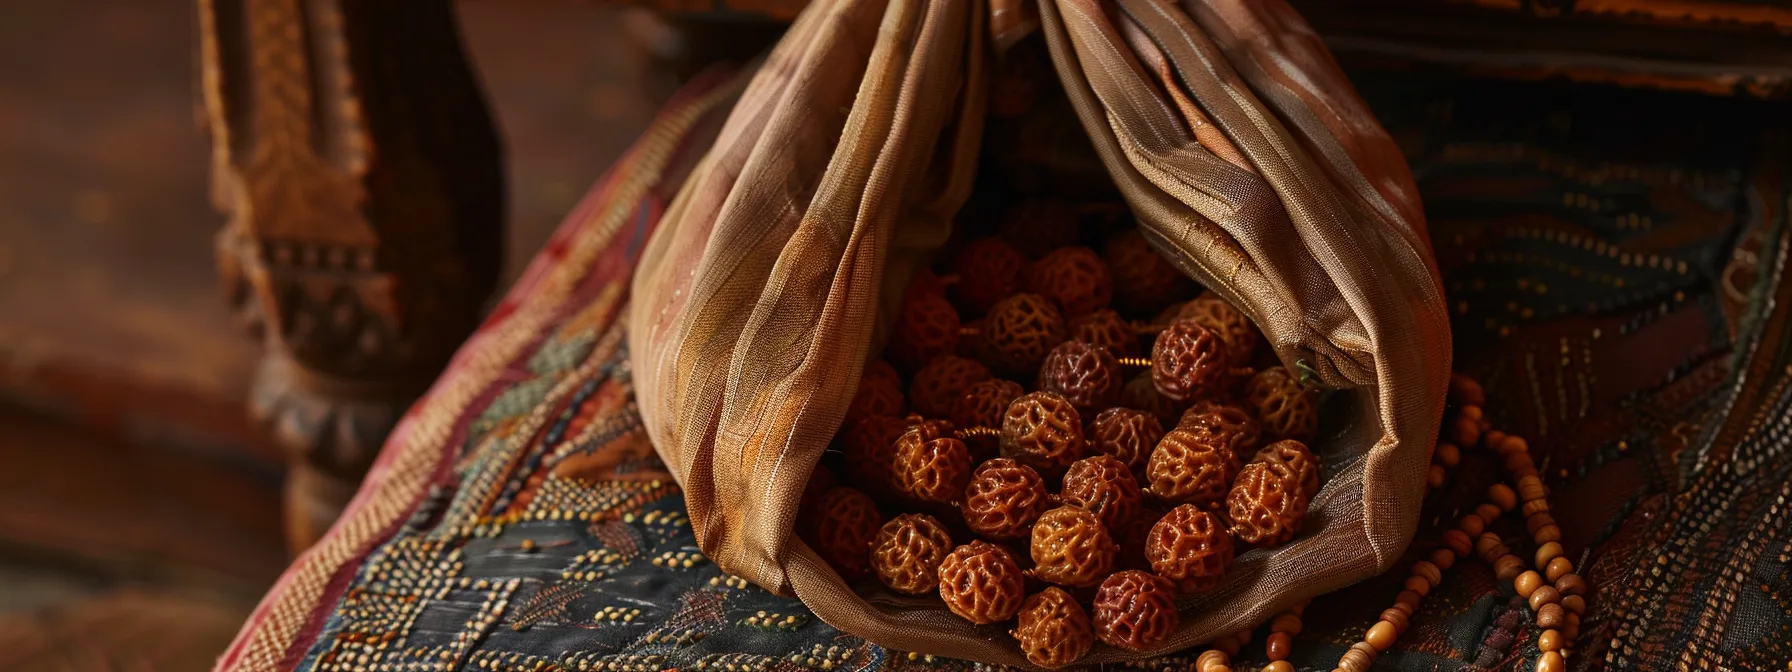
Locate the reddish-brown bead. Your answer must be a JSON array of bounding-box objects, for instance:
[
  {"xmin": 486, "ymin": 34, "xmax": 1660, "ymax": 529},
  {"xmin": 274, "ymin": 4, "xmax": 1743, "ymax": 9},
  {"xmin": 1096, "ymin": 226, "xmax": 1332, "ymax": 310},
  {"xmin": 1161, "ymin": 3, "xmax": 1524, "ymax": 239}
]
[
  {"xmin": 1266, "ymin": 632, "xmax": 1293, "ymax": 661},
  {"xmin": 1061, "ymin": 455, "xmax": 1144, "ymax": 532},
  {"xmin": 952, "ymin": 237, "xmax": 1029, "ymax": 313},
  {"xmin": 1030, "ymin": 506, "xmax": 1118, "ymax": 587},
  {"xmin": 982, "ymin": 293, "xmax": 1068, "ymax": 375},
  {"xmin": 890, "ymin": 291, "xmax": 961, "ymax": 367},
  {"xmin": 1092, "ymin": 570, "xmax": 1180, "ymax": 651},
  {"xmin": 951, "ymin": 378, "xmax": 1025, "ymax": 460},
  {"xmin": 845, "ymin": 360, "xmax": 906, "ymax": 427},
  {"xmin": 810, "ymin": 487, "xmax": 884, "ymax": 581},
  {"xmin": 909, "ymin": 355, "xmax": 991, "ymax": 419},
  {"xmin": 1245, "ymin": 366, "xmax": 1319, "ymax": 443},
  {"xmin": 1029, "ymin": 246, "xmax": 1112, "ymax": 317},
  {"xmin": 1038, "ymin": 340, "xmax": 1123, "ymax": 411},
  {"xmin": 842, "ymin": 415, "xmax": 908, "ymax": 497},
  {"xmin": 1089, "ymin": 407, "xmax": 1164, "ymax": 475},
  {"xmin": 1068, "ymin": 308, "xmax": 1139, "ymax": 358},
  {"xmin": 1012, "ymin": 587, "xmax": 1094, "ymax": 668},
  {"xmin": 1227, "ymin": 461, "xmax": 1309, "ymax": 547},
  {"xmin": 938, "ymin": 541, "xmax": 1026, "ymax": 624},
  {"xmin": 1146, "ymin": 504, "xmax": 1233, "ymax": 593},
  {"xmin": 870, "ymin": 513, "xmax": 954, "ymax": 595},
  {"xmin": 1176, "ymin": 293, "xmax": 1263, "ymax": 366},
  {"xmin": 1104, "ymin": 229, "xmax": 1194, "ymax": 314},
  {"xmin": 1146, "ymin": 428, "xmax": 1239, "ymax": 508},
  {"xmin": 1177, "ymin": 400, "xmax": 1264, "ymax": 463},
  {"xmin": 961, "ymin": 458, "xmax": 1048, "ymax": 540},
  {"xmin": 1151, "ymin": 319, "xmax": 1230, "ymax": 402},
  {"xmin": 1250, "ymin": 439, "xmax": 1321, "ymax": 501},
  {"xmin": 1001, "ymin": 391, "xmax": 1086, "ymax": 475},
  {"xmin": 893, "ymin": 423, "xmax": 973, "ymax": 506},
  {"xmin": 1001, "ymin": 201, "xmax": 1079, "ymax": 259}
]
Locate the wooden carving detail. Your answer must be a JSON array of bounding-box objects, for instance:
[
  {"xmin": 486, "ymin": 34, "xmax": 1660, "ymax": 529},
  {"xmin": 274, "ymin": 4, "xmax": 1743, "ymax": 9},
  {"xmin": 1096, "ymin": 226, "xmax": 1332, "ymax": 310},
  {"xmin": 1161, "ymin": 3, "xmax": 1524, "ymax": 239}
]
[{"xmin": 199, "ymin": 0, "xmax": 502, "ymax": 550}]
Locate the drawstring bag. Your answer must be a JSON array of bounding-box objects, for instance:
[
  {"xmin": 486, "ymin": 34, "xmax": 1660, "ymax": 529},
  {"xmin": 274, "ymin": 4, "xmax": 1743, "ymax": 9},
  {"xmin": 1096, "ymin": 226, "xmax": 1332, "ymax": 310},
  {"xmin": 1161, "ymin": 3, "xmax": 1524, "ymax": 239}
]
[{"xmin": 628, "ymin": 0, "xmax": 1451, "ymax": 666}]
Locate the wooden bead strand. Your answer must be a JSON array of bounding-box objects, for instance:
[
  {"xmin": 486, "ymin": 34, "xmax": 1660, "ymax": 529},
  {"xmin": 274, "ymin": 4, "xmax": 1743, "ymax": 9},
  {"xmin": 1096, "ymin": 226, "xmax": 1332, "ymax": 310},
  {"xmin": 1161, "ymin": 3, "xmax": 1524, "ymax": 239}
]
[
  {"xmin": 1483, "ymin": 424, "xmax": 1586, "ymax": 672},
  {"xmin": 1258, "ymin": 600, "xmax": 1307, "ymax": 672}
]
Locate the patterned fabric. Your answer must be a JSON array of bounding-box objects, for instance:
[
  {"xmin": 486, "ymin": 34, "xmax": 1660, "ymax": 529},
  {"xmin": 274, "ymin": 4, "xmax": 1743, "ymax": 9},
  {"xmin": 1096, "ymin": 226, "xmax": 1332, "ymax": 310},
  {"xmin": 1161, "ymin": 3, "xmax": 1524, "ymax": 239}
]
[{"xmin": 219, "ymin": 69, "xmax": 1790, "ymax": 671}]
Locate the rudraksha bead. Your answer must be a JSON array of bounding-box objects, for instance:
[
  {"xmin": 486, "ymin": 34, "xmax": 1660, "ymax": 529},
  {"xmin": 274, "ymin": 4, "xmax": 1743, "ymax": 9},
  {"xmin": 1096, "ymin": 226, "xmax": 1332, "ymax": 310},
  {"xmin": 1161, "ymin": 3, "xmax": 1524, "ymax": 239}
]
[
  {"xmin": 1061, "ymin": 455, "xmax": 1144, "ymax": 532},
  {"xmin": 1245, "ymin": 366, "xmax": 1319, "ymax": 442},
  {"xmin": 938, "ymin": 541, "xmax": 1026, "ymax": 624},
  {"xmin": 1147, "ymin": 504, "xmax": 1233, "ymax": 593},
  {"xmin": 951, "ymin": 378, "xmax": 1025, "ymax": 460},
  {"xmin": 961, "ymin": 458, "xmax": 1048, "ymax": 540},
  {"xmin": 843, "ymin": 415, "xmax": 908, "ymax": 497},
  {"xmin": 1178, "ymin": 400, "xmax": 1263, "ymax": 463},
  {"xmin": 1001, "ymin": 200, "xmax": 1079, "ymax": 259},
  {"xmin": 982, "ymin": 293, "xmax": 1068, "ymax": 375},
  {"xmin": 1029, "ymin": 505, "xmax": 1118, "ymax": 587},
  {"xmin": 1001, "ymin": 391, "xmax": 1086, "ymax": 475},
  {"xmin": 811, "ymin": 487, "xmax": 884, "ymax": 581},
  {"xmin": 893, "ymin": 420, "xmax": 973, "ymax": 505},
  {"xmin": 1089, "ymin": 407, "xmax": 1164, "ymax": 475},
  {"xmin": 1028, "ymin": 246, "xmax": 1112, "ymax": 317},
  {"xmin": 1069, "ymin": 308, "xmax": 1139, "ymax": 358},
  {"xmin": 1038, "ymin": 340, "xmax": 1122, "ymax": 411},
  {"xmin": 1103, "ymin": 229, "xmax": 1194, "ymax": 314},
  {"xmin": 909, "ymin": 355, "xmax": 992, "ymax": 418},
  {"xmin": 1151, "ymin": 319, "xmax": 1229, "ymax": 402},
  {"xmin": 1251, "ymin": 439, "xmax": 1320, "ymax": 501},
  {"xmin": 1012, "ymin": 587, "xmax": 1094, "ymax": 668},
  {"xmin": 951, "ymin": 237, "xmax": 1029, "ymax": 314},
  {"xmin": 1092, "ymin": 570, "xmax": 1180, "ymax": 650},
  {"xmin": 871, "ymin": 513, "xmax": 954, "ymax": 595},
  {"xmin": 1227, "ymin": 461, "xmax": 1309, "ymax": 547},
  {"xmin": 1122, "ymin": 370, "xmax": 1189, "ymax": 427},
  {"xmin": 890, "ymin": 291, "xmax": 961, "ymax": 367},
  {"xmin": 845, "ymin": 360, "xmax": 906, "ymax": 427},
  {"xmin": 1178, "ymin": 293, "xmax": 1262, "ymax": 365},
  {"xmin": 1145, "ymin": 428, "xmax": 1238, "ymax": 508}
]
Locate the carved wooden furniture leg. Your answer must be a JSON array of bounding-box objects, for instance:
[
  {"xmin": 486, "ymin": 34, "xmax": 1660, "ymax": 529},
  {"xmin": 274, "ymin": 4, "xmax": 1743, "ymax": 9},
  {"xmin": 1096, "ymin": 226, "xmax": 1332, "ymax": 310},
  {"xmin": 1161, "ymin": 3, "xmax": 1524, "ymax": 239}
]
[{"xmin": 198, "ymin": 0, "xmax": 503, "ymax": 552}]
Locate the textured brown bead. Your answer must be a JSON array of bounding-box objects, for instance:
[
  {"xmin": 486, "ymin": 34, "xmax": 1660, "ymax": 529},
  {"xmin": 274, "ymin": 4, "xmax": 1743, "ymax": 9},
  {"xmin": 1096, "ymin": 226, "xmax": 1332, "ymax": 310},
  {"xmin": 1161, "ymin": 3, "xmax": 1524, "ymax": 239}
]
[
  {"xmin": 1536, "ymin": 650, "xmax": 1565, "ymax": 672},
  {"xmin": 1523, "ymin": 498, "xmax": 1552, "ymax": 517},
  {"xmin": 843, "ymin": 416, "xmax": 908, "ymax": 497},
  {"xmin": 961, "ymin": 458, "xmax": 1048, "ymax": 540},
  {"xmin": 845, "ymin": 360, "xmax": 906, "ymax": 427},
  {"xmin": 1001, "ymin": 391, "xmax": 1086, "ymax": 475},
  {"xmin": 1092, "ymin": 570, "xmax": 1180, "ymax": 651},
  {"xmin": 1435, "ymin": 442, "xmax": 1461, "ymax": 467},
  {"xmin": 1534, "ymin": 541, "xmax": 1564, "ymax": 569},
  {"xmin": 1012, "ymin": 587, "xmax": 1093, "ymax": 668},
  {"xmin": 1261, "ymin": 661, "xmax": 1293, "ymax": 672},
  {"xmin": 909, "ymin": 356, "xmax": 991, "ymax": 419},
  {"xmin": 1431, "ymin": 547, "xmax": 1457, "ymax": 570},
  {"xmin": 890, "ymin": 291, "xmax": 961, "ymax": 367},
  {"xmin": 1518, "ymin": 475, "xmax": 1548, "ymax": 502},
  {"xmin": 1536, "ymin": 602, "xmax": 1566, "ymax": 628},
  {"xmin": 1250, "ymin": 439, "xmax": 1321, "ymax": 500},
  {"xmin": 1515, "ymin": 570, "xmax": 1544, "ymax": 597},
  {"xmin": 938, "ymin": 541, "xmax": 1026, "ymax": 624},
  {"xmin": 871, "ymin": 513, "xmax": 954, "ymax": 595},
  {"xmin": 1089, "ymin": 407, "xmax": 1164, "ymax": 474},
  {"xmin": 1529, "ymin": 585, "xmax": 1561, "ymax": 611},
  {"xmin": 1227, "ymin": 460, "xmax": 1309, "ymax": 547},
  {"xmin": 1178, "ymin": 400, "xmax": 1263, "ymax": 462},
  {"xmin": 811, "ymin": 487, "xmax": 884, "ymax": 581},
  {"xmin": 951, "ymin": 237, "xmax": 1029, "ymax": 313},
  {"xmin": 1365, "ymin": 619, "xmax": 1399, "ymax": 651},
  {"xmin": 1562, "ymin": 612, "xmax": 1581, "ymax": 639},
  {"xmin": 1476, "ymin": 532, "xmax": 1507, "ymax": 559},
  {"xmin": 1556, "ymin": 573, "xmax": 1587, "ymax": 596},
  {"xmin": 1338, "ymin": 646, "xmax": 1373, "ymax": 672},
  {"xmin": 1151, "ymin": 319, "xmax": 1229, "ymax": 402},
  {"xmin": 1146, "ymin": 428, "xmax": 1238, "ymax": 508},
  {"xmin": 1001, "ymin": 201, "xmax": 1079, "ymax": 259},
  {"xmin": 1404, "ymin": 575, "xmax": 1432, "ymax": 597},
  {"xmin": 1271, "ymin": 613, "xmax": 1304, "ymax": 635},
  {"xmin": 893, "ymin": 426, "xmax": 972, "ymax": 506},
  {"xmin": 1449, "ymin": 374, "xmax": 1486, "ymax": 405},
  {"xmin": 1427, "ymin": 465, "xmax": 1447, "ymax": 489},
  {"xmin": 1146, "ymin": 504, "xmax": 1233, "ymax": 593},
  {"xmin": 1104, "ymin": 229, "xmax": 1194, "ymax": 314},
  {"xmin": 1411, "ymin": 560, "xmax": 1443, "ymax": 587},
  {"xmin": 1498, "ymin": 435, "xmax": 1530, "ymax": 457},
  {"xmin": 1038, "ymin": 340, "xmax": 1123, "ymax": 411},
  {"xmin": 1069, "ymin": 308, "xmax": 1139, "ymax": 358},
  {"xmin": 1561, "ymin": 594, "xmax": 1586, "ymax": 615},
  {"xmin": 1476, "ymin": 503, "xmax": 1503, "ymax": 524},
  {"xmin": 1378, "ymin": 608, "xmax": 1409, "ymax": 634},
  {"xmin": 1265, "ymin": 632, "xmax": 1294, "ymax": 661},
  {"xmin": 1122, "ymin": 370, "xmax": 1190, "ymax": 427},
  {"xmin": 1459, "ymin": 514, "xmax": 1486, "ymax": 538},
  {"xmin": 982, "ymin": 293, "xmax": 1068, "ymax": 375},
  {"xmin": 1488, "ymin": 483, "xmax": 1518, "ymax": 511},
  {"xmin": 1029, "ymin": 506, "xmax": 1118, "ymax": 587},
  {"xmin": 1533, "ymin": 523, "xmax": 1563, "ymax": 544},
  {"xmin": 1538, "ymin": 628, "xmax": 1563, "ymax": 652},
  {"xmin": 1395, "ymin": 589, "xmax": 1422, "ymax": 608},
  {"xmin": 1245, "ymin": 366, "xmax": 1320, "ymax": 442},
  {"xmin": 1029, "ymin": 246, "xmax": 1112, "ymax": 317},
  {"xmin": 1451, "ymin": 416, "xmax": 1481, "ymax": 448},
  {"xmin": 1062, "ymin": 455, "xmax": 1144, "ymax": 532},
  {"xmin": 1196, "ymin": 650, "xmax": 1231, "ymax": 672},
  {"xmin": 1495, "ymin": 555, "xmax": 1527, "ymax": 582},
  {"xmin": 1176, "ymin": 293, "xmax": 1263, "ymax": 366},
  {"xmin": 951, "ymin": 378, "xmax": 1025, "ymax": 460},
  {"xmin": 1442, "ymin": 529, "xmax": 1472, "ymax": 557}
]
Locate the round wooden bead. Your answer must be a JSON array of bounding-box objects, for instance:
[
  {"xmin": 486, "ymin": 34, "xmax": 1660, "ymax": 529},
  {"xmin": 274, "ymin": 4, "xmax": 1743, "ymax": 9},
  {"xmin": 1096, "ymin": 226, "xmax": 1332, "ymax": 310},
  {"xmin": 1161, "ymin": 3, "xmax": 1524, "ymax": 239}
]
[
  {"xmin": 1249, "ymin": 439, "xmax": 1321, "ymax": 501},
  {"xmin": 1001, "ymin": 200, "xmax": 1078, "ymax": 259},
  {"xmin": 1435, "ymin": 442, "xmax": 1461, "ymax": 467},
  {"xmin": 1561, "ymin": 594, "xmax": 1586, "ymax": 614},
  {"xmin": 1151, "ymin": 319, "xmax": 1230, "ymax": 402},
  {"xmin": 1562, "ymin": 612, "xmax": 1581, "ymax": 639},
  {"xmin": 938, "ymin": 541, "xmax": 1025, "ymax": 624},
  {"xmin": 1227, "ymin": 460, "xmax": 1309, "ymax": 547},
  {"xmin": 843, "ymin": 415, "xmax": 909, "ymax": 497},
  {"xmin": 1104, "ymin": 229, "xmax": 1194, "ymax": 314},
  {"xmin": 951, "ymin": 237, "xmax": 1029, "ymax": 313},
  {"xmin": 1427, "ymin": 465, "xmax": 1447, "ymax": 488},
  {"xmin": 1431, "ymin": 547, "xmax": 1457, "ymax": 570},
  {"xmin": 1459, "ymin": 405, "xmax": 1483, "ymax": 422},
  {"xmin": 1451, "ymin": 417, "xmax": 1480, "ymax": 451},
  {"xmin": 1038, "ymin": 340, "xmax": 1123, "ymax": 411},
  {"xmin": 892, "ymin": 419, "xmax": 971, "ymax": 504},
  {"xmin": 1001, "ymin": 391, "xmax": 1086, "ymax": 475},
  {"xmin": 1089, "ymin": 407, "xmax": 1164, "ymax": 475},
  {"xmin": 1476, "ymin": 533, "xmax": 1506, "ymax": 559},
  {"xmin": 1069, "ymin": 308, "xmax": 1139, "ymax": 358},
  {"xmin": 961, "ymin": 458, "xmax": 1048, "ymax": 541},
  {"xmin": 1488, "ymin": 483, "xmax": 1518, "ymax": 511},
  {"xmin": 952, "ymin": 378, "xmax": 1026, "ymax": 459},
  {"xmin": 1404, "ymin": 575, "xmax": 1432, "ymax": 597},
  {"xmin": 1476, "ymin": 503, "xmax": 1503, "ymax": 523},
  {"xmin": 1178, "ymin": 400, "xmax": 1263, "ymax": 461},
  {"xmin": 1498, "ymin": 435, "xmax": 1530, "ymax": 457},
  {"xmin": 1378, "ymin": 608, "xmax": 1409, "ymax": 634},
  {"xmin": 1173, "ymin": 293, "xmax": 1263, "ymax": 366},
  {"xmin": 1062, "ymin": 455, "xmax": 1144, "ymax": 532},
  {"xmin": 1523, "ymin": 498, "xmax": 1551, "ymax": 517},
  {"xmin": 1012, "ymin": 587, "xmax": 1094, "ymax": 668},
  {"xmin": 1518, "ymin": 475, "xmax": 1548, "ymax": 502},
  {"xmin": 910, "ymin": 355, "xmax": 992, "ymax": 418},
  {"xmin": 1556, "ymin": 573, "xmax": 1587, "ymax": 596},
  {"xmin": 1545, "ymin": 557, "xmax": 1574, "ymax": 582},
  {"xmin": 1411, "ymin": 560, "xmax": 1443, "ymax": 587},
  {"xmin": 1459, "ymin": 514, "xmax": 1486, "ymax": 537},
  {"xmin": 1270, "ymin": 613, "xmax": 1304, "ymax": 636},
  {"xmin": 1537, "ymin": 650, "xmax": 1565, "ymax": 672},
  {"xmin": 1196, "ymin": 650, "xmax": 1231, "ymax": 672},
  {"xmin": 1092, "ymin": 570, "xmax": 1180, "ymax": 650},
  {"xmin": 1245, "ymin": 366, "xmax": 1320, "ymax": 442},
  {"xmin": 1030, "ymin": 505, "xmax": 1118, "ymax": 587},
  {"xmin": 890, "ymin": 291, "xmax": 961, "ymax": 367},
  {"xmin": 1515, "ymin": 570, "xmax": 1544, "ymax": 597},
  {"xmin": 1029, "ymin": 246, "xmax": 1112, "ymax": 317},
  {"xmin": 1449, "ymin": 374, "xmax": 1486, "ymax": 405},
  {"xmin": 1538, "ymin": 628, "xmax": 1563, "ymax": 652},
  {"xmin": 1533, "ymin": 523, "xmax": 1563, "ymax": 544},
  {"xmin": 846, "ymin": 360, "xmax": 906, "ymax": 426},
  {"xmin": 1147, "ymin": 428, "xmax": 1239, "ymax": 508},
  {"xmin": 1146, "ymin": 504, "xmax": 1234, "ymax": 593},
  {"xmin": 1263, "ymin": 660, "xmax": 1294, "ymax": 672},
  {"xmin": 871, "ymin": 513, "xmax": 954, "ymax": 595},
  {"xmin": 982, "ymin": 293, "xmax": 1068, "ymax": 375},
  {"xmin": 1482, "ymin": 430, "xmax": 1507, "ymax": 451},
  {"xmin": 1536, "ymin": 602, "xmax": 1566, "ymax": 628},
  {"xmin": 1529, "ymin": 585, "xmax": 1562, "ymax": 611},
  {"xmin": 1365, "ymin": 620, "xmax": 1399, "ymax": 651},
  {"xmin": 1535, "ymin": 541, "xmax": 1564, "ymax": 569},
  {"xmin": 811, "ymin": 487, "xmax": 884, "ymax": 581},
  {"xmin": 1442, "ymin": 529, "xmax": 1472, "ymax": 557},
  {"xmin": 1495, "ymin": 555, "xmax": 1527, "ymax": 582},
  {"xmin": 1338, "ymin": 645, "xmax": 1374, "ymax": 672}
]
